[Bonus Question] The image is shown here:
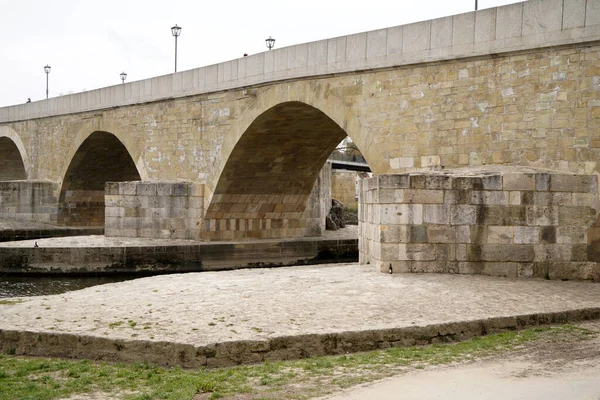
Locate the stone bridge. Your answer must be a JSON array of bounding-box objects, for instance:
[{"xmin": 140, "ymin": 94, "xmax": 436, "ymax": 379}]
[{"xmin": 2, "ymin": 0, "xmax": 600, "ymax": 279}]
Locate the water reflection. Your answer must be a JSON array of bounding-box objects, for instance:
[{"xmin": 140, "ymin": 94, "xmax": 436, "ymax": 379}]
[{"xmin": 0, "ymin": 276, "xmax": 139, "ymax": 298}]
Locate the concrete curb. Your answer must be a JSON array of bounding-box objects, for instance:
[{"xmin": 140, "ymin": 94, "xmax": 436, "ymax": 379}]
[{"xmin": 2, "ymin": 307, "xmax": 599, "ymax": 368}]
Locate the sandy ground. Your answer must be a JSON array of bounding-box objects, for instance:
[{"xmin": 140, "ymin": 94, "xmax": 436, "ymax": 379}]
[
  {"xmin": 326, "ymin": 320, "xmax": 600, "ymax": 400},
  {"xmin": 1, "ymin": 263, "xmax": 599, "ymax": 347}
]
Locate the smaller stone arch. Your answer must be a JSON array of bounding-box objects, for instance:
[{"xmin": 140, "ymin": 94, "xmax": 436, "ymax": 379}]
[
  {"xmin": 58, "ymin": 131, "xmax": 142, "ymax": 226},
  {"xmin": 0, "ymin": 126, "xmax": 29, "ymax": 180}
]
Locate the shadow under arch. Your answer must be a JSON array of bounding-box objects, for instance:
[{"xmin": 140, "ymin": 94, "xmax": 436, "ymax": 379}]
[
  {"xmin": 58, "ymin": 131, "xmax": 142, "ymax": 226},
  {"xmin": 205, "ymin": 101, "xmax": 352, "ymax": 240},
  {"xmin": 0, "ymin": 126, "xmax": 29, "ymax": 180}
]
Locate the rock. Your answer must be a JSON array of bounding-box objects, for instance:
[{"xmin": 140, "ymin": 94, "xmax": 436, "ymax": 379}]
[
  {"xmin": 326, "ymin": 215, "xmax": 338, "ymax": 230},
  {"xmin": 327, "ymin": 199, "xmax": 345, "ymax": 230}
]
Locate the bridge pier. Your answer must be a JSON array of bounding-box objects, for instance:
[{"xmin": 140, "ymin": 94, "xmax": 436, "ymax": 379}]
[
  {"xmin": 0, "ymin": 181, "xmax": 59, "ymax": 224},
  {"xmin": 359, "ymin": 167, "xmax": 600, "ymax": 281}
]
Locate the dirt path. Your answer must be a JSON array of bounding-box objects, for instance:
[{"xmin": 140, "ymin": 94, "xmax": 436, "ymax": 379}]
[{"xmin": 325, "ymin": 320, "xmax": 600, "ymax": 400}]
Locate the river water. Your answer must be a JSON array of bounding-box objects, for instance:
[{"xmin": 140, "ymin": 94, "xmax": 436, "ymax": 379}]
[{"xmin": 0, "ymin": 276, "xmax": 139, "ymax": 298}]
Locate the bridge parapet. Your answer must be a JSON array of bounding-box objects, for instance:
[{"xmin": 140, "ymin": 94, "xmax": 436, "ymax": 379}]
[{"xmin": 2, "ymin": 0, "xmax": 600, "ymax": 123}]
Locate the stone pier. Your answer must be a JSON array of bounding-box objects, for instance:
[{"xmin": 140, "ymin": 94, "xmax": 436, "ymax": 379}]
[{"xmin": 359, "ymin": 167, "xmax": 600, "ymax": 281}]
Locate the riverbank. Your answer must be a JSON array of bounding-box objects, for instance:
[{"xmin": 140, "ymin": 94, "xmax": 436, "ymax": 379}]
[{"xmin": 1, "ymin": 263, "xmax": 599, "ymax": 369}]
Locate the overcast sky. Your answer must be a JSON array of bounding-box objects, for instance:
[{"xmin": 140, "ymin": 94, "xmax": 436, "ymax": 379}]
[{"xmin": 0, "ymin": 0, "xmax": 521, "ymax": 107}]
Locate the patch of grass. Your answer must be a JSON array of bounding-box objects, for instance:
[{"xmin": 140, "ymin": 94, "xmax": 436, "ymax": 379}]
[
  {"xmin": 0, "ymin": 325, "xmax": 594, "ymax": 400},
  {"xmin": 108, "ymin": 321, "xmax": 123, "ymax": 329},
  {"xmin": 0, "ymin": 299, "xmax": 25, "ymax": 306}
]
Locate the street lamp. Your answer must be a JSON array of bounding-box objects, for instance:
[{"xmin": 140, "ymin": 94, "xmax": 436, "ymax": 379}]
[
  {"xmin": 44, "ymin": 65, "xmax": 51, "ymax": 99},
  {"xmin": 475, "ymin": 0, "xmax": 478, "ymax": 10},
  {"xmin": 120, "ymin": 72, "xmax": 127, "ymax": 84},
  {"xmin": 265, "ymin": 36, "xmax": 275, "ymax": 51},
  {"xmin": 171, "ymin": 24, "xmax": 182, "ymax": 72}
]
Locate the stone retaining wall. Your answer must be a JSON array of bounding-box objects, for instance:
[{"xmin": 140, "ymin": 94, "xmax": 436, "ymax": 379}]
[
  {"xmin": 104, "ymin": 181, "xmax": 204, "ymax": 240},
  {"xmin": 1, "ymin": 308, "xmax": 598, "ymax": 368},
  {"xmin": 0, "ymin": 181, "xmax": 59, "ymax": 224},
  {"xmin": 359, "ymin": 168, "xmax": 600, "ymax": 280}
]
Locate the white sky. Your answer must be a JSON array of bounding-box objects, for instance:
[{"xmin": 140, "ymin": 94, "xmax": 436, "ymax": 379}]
[{"xmin": 0, "ymin": 0, "xmax": 521, "ymax": 107}]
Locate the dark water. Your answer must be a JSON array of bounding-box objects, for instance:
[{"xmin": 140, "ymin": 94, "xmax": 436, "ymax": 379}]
[{"xmin": 0, "ymin": 276, "xmax": 139, "ymax": 298}]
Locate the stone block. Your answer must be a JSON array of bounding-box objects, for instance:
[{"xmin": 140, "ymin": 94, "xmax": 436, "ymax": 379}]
[
  {"xmin": 431, "ymin": 16, "xmax": 453, "ymax": 49},
  {"xmin": 105, "ymin": 182, "xmax": 120, "ymax": 195},
  {"xmin": 475, "ymin": 8, "xmax": 496, "ymax": 43},
  {"xmin": 403, "ymin": 20, "xmax": 430, "ymax": 52},
  {"xmin": 558, "ymin": 206, "xmax": 595, "ymax": 226},
  {"xmin": 535, "ymin": 173, "xmax": 549, "ymax": 191},
  {"xmin": 346, "ymin": 33, "xmax": 367, "ymax": 61},
  {"xmin": 586, "ymin": 0, "xmax": 600, "ymax": 26},
  {"xmin": 522, "ymin": 0, "xmax": 563, "ymax": 35},
  {"xmin": 399, "ymin": 244, "xmax": 436, "ymax": 261},
  {"xmin": 571, "ymin": 193, "xmax": 596, "ymax": 207},
  {"xmin": 482, "ymin": 175, "xmax": 502, "ymax": 190},
  {"xmin": 379, "ymin": 225, "xmax": 410, "ymax": 243},
  {"xmin": 421, "ymin": 155, "xmax": 441, "ymax": 168},
  {"xmin": 379, "ymin": 204, "xmax": 423, "ymax": 225},
  {"xmin": 379, "ymin": 243, "xmax": 399, "ymax": 261},
  {"xmin": 386, "ymin": 26, "xmax": 403, "ymax": 55},
  {"xmin": 487, "ymin": 226, "xmax": 513, "ymax": 244},
  {"xmin": 503, "ymin": 174, "xmax": 535, "ymax": 191},
  {"xmin": 453, "ymin": 12, "xmax": 475, "ymax": 46},
  {"xmin": 496, "ymin": 2, "xmax": 523, "ymax": 39},
  {"xmin": 444, "ymin": 190, "xmax": 471, "ymax": 205},
  {"xmin": 367, "ymin": 29, "xmax": 387, "ymax": 58},
  {"xmin": 118, "ymin": 182, "xmax": 137, "ymax": 196},
  {"xmin": 526, "ymin": 206, "xmax": 559, "ymax": 226},
  {"xmin": 427, "ymin": 225, "xmax": 456, "ymax": 243},
  {"xmin": 550, "ymin": 175, "xmax": 596, "ymax": 193},
  {"xmin": 450, "ymin": 205, "xmax": 477, "ymax": 225},
  {"xmin": 563, "ymin": 0, "xmax": 586, "ymax": 29},
  {"xmin": 557, "ymin": 226, "xmax": 588, "ymax": 244},
  {"xmin": 482, "ymin": 262, "xmax": 517, "ymax": 278},
  {"xmin": 390, "ymin": 157, "xmax": 414, "ymax": 169},
  {"xmin": 425, "ymin": 175, "xmax": 452, "ymax": 190},
  {"xmin": 457, "ymin": 225, "xmax": 471, "ymax": 243},
  {"xmin": 534, "ymin": 244, "xmax": 573, "ymax": 262},
  {"xmin": 136, "ymin": 182, "xmax": 156, "ymax": 196},
  {"xmin": 452, "ymin": 177, "xmax": 484, "ymax": 190},
  {"xmin": 514, "ymin": 226, "xmax": 540, "ymax": 244},
  {"xmin": 378, "ymin": 175, "xmax": 410, "ymax": 189},
  {"xmin": 400, "ymin": 189, "xmax": 445, "ymax": 204},
  {"xmin": 423, "ymin": 204, "xmax": 449, "ymax": 224},
  {"xmin": 470, "ymin": 191, "xmax": 508, "ymax": 205}
]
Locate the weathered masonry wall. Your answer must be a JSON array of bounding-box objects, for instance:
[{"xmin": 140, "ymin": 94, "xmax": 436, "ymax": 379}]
[
  {"xmin": 104, "ymin": 182, "xmax": 204, "ymax": 240},
  {"xmin": 332, "ymin": 170, "xmax": 357, "ymax": 207},
  {"xmin": 0, "ymin": 181, "xmax": 59, "ymax": 224},
  {"xmin": 359, "ymin": 168, "xmax": 600, "ymax": 281}
]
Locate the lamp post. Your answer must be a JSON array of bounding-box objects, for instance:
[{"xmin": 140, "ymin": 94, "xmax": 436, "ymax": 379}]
[
  {"xmin": 475, "ymin": 0, "xmax": 478, "ymax": 10},
  {"xmin": 265, "ymin": 36, "xmax": 275, "ymax": 51},
  {"xmin": 44, "ymin": 65, "xmax": 51, "ymax": 99},
  {"xmin": 171, "ymin": 24, "xmax": 182, "ymax": 72},
  {"xmin": 120, "ymin": 72, "xmax": 127, "ymax": 84}
]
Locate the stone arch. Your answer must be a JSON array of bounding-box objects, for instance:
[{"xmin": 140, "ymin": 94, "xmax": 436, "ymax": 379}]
[
  {"xmin": 58, "ymin": 131, "xmax": 142, "ymax": 226},
  {"xmin": 0, "ymin": 126, "xmax": 29, "ymax": 180},
  {"xmin": 206, "ymin": 80, "xmax": 368, "ymax": 195},
  {"xmin": 204, "ymin": 98, "xmax": 360, "ymax": 240},
  {"xmin": 59, "ymin": 120, "xmax": 148, "ymax": 185}
]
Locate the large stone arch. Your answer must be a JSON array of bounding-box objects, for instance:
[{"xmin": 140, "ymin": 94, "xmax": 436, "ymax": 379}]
[
  {"xmin": 0, "ymin": 126, "xmax": 29, "ymax": 180},
  {"xmin": 57, "ymin": 131, "xmax": 143, "ymax": 226},
  {"xmin": 206, "ymin": 80, "xmax": 369, "ymax": 196},
  {"xmin": 204, "ymin": 97, "xmax": 361, "ymax": 240}
]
